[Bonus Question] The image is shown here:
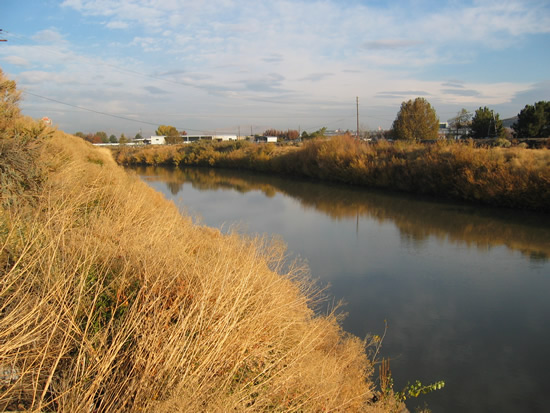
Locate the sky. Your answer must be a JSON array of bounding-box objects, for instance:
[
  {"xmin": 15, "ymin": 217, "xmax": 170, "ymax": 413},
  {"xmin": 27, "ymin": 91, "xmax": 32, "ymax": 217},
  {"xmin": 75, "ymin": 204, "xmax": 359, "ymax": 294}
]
[{"xmin": 1, "ymin": 0, "xmax": 550, "ymax": 137}]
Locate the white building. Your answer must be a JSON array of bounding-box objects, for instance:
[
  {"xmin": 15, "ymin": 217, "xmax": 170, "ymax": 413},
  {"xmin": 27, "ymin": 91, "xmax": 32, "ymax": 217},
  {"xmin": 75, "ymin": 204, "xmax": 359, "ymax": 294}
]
[
  {"xmin": 145, "ymin": 134, "xmax": 238, "ymax": 145},
  {"xmin": 183, "ymin": 134, "xmax": 237, "ymax": 143},
  {"xmin": 255, "ymin": 136, "xmax": 277, "ymax": 143},
  {"xmin": 145, "ymin": 136, "xmax": 166, "ymax": 145}
]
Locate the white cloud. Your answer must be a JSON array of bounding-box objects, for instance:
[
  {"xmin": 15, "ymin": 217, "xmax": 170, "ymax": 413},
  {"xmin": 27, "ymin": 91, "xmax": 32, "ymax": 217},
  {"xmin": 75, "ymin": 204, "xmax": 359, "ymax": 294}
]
[
  {"xmin": 3, "ymin": 56, "xmax": 31, "ymax": 67},
  {"xmin": 32, "ymin": 28, "xmax": 66, "ymax": 44},
  {"xmin": 362, "ymin": 39, "xmax": 423, "ymax": 51},
  {"xmin": 131, "ymin": 36, "xmax": 162, "ymax": 52},
  {"xmin": 106, "ymin": 21, "xmax": 129, "ymax": 29}
]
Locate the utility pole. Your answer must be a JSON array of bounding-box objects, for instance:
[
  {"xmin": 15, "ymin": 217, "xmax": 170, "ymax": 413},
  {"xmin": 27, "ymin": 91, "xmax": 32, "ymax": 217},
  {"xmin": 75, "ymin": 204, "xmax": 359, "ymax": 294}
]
[{"xmin": 356, "ymin": 96, "xmax": 360, "ymax": 139}]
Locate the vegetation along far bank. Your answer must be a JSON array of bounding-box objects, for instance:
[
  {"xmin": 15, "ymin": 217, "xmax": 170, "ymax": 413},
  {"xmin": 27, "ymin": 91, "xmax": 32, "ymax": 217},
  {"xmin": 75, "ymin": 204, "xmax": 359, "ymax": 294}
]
[{"xmin": 114, "ymin": 136, "xmax": 550, "ymax": 213}]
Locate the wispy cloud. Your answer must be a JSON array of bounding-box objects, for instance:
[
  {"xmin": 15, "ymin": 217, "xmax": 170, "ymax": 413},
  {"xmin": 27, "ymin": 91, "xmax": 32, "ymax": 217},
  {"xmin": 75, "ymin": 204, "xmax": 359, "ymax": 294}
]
[
  {"xmin": 3, "ymin": 56, "xmax": 31, "ymax": 67},
  {"xmin": 105, "ymin": 20, "xmax": 129, "ymax": 29},
  {"xmin": 131, "ymin": 36, "xmax": 162, "ymax": 52},
  {"xmin": 376, "ymin": 91, "xmax": 431, "ymax": 98},
  {"xmin": 32, "ymin": 28, "xmax": 65, "ymax": 44},
  {"xmin": 144, "ymin": 86, "xmax": 168, "ymax": 95},
  {"xmin": 441, "ymin": 89, "xmax": 482, "ymax": 97},
  {"xmin": 299, "ymin": 73, "xmax": 334, "ymax": 82},
  {"xmin": 362, "ymin": 39, "xmax": 422, "ymax": 51},
  {"xmin": 263, "ymin": 54, "xmax": 284, "ymax": 63},
  {"xmin": 442, "ymin": 81, "xmax": 466, "ymax": 89}
]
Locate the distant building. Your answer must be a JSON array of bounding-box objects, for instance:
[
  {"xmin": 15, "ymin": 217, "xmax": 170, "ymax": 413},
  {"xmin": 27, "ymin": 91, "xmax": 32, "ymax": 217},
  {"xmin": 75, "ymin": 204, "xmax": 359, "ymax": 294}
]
[
  {"xmin": 438, "ymin": 122, "xmax": 451, "ymax": 138},
  {"xmin": 255, "ymin": 136, "xmax": 277, "ymax": 143},
  {"xmin": 144, "ymin": 134, "xmax": 238, "ymax": 145},
  {"xmin": 145, "ymin": 136, "xmax": 166, "ymax": 145},
  {"xmin": 183, "ymin": 135, "xmax": 237, "ymax": 143}
]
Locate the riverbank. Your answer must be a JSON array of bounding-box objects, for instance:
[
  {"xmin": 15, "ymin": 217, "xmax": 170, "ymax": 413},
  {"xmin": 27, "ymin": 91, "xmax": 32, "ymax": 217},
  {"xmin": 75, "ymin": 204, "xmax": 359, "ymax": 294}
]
[
  {"xmin": 0, "ymin": 71, "xmax": 401, "ymax": 411},
  {"xmin": 114, "ymin": 136, "xmax": 550, "ymax": 212}
]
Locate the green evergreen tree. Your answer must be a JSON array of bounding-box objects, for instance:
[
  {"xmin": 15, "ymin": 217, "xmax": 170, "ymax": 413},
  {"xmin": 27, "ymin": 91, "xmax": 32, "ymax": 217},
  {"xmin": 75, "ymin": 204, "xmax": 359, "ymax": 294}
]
[
  {"xmin": 512, "ymin": 101, "xmax": 550, "ymax": 139},
  {"xmin": 471, "ymin": 107, "xmax": 503, "ymax": 139}
]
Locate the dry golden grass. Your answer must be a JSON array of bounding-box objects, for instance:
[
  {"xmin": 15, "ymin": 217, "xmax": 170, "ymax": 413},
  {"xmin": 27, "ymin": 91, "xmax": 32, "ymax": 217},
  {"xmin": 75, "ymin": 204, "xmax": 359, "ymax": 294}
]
[{"xmin": 1, "ymin": 127, "xmax": 403, "ymax": 411}]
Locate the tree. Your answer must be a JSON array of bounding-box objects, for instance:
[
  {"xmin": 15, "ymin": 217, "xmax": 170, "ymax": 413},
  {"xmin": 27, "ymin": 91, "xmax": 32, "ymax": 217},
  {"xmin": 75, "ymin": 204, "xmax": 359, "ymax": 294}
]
[
  {"xmin": 155, "ymin": 125, "xmax": 181, "ymax": 144},
  {"xmin": 135, "ymin": 132, "xmax": 143, "ymax": 140},
  {"xmin": 119, "ymin": 133, "xmax": 128, "ymax": 144},
  {"xmin": 301, "ymin": 127, "xmax": 328, "ymax": 140},
  {"xmin": 287, "ymin": 129, "xmax": 300, "ymax": 140},
  {"xmin": 96, "ymin": 131, "xmax": 108, "ymax": 143},
  {"xmin": 448, "ymin": 108, "xmax": 472, "ymax": 138},
  {"xmin": 0, "ymin": 68, "xmax": 21, "ymax": 132},
  {"xmin": 90, "ymin": 134, "xmax": 103, "ymax": 144},
  {"xmin": 392, "ymin": 97, "xmax": 439, "ymax": 141},
  {"xmin": 512, "ymin": 101, "xmax": 550, "ymax": 139},
  {"xmin": 263, "ymin": 129, "xmax": 281, "ymax": 137},
  {"xmin": 471, "ymin": 107, "xmax": 503, "ymax": 139},
  {"xmin": 109, "ymin": 134, "xmax": 118, "ymax": 143},
  {"xmin": 262, "ymin": 129, "xmax": 300, "ymax": 140},
  {"xmin": 165, "ymin": 135, "xmax": 183, "ymax": 144},
  {"xmin": 155, "ymin": 125, "xmax": 179, "ymax": 137}
]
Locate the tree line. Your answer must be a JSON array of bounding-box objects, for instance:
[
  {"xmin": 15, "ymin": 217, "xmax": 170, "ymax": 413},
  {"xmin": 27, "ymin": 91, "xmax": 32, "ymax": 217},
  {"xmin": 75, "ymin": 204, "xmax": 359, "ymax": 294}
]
[
  {"xmin": 73, "ymin": 100, "xmax": 549, "ymax": 145},
  {"xmin": 391, "ymin": 98, "xmax": 550, "ymax": 142},
  {"xmin": 74, "ymin": 131, "xmax": 140, "ymax": 144}
]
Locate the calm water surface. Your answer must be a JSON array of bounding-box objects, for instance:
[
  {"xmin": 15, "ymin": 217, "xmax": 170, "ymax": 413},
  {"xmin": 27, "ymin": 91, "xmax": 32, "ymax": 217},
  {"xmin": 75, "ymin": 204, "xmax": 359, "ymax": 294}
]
[{"xmin": 133, "ymin": 166, "xmax": 550, "ymax": 413}]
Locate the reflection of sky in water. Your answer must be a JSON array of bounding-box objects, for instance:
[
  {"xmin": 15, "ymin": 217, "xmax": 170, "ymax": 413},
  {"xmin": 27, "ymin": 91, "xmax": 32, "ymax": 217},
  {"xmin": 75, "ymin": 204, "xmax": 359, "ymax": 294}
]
[{"xmin": 141, "ymin": 169, "xmax": 550, "ymax": 413}]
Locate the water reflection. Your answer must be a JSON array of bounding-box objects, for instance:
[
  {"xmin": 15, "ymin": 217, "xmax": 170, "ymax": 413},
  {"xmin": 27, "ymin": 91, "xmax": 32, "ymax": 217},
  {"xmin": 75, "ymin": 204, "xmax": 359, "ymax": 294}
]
[{"xmin": 134, "ymin": 165, "xmax": 550, "ymax": 263}]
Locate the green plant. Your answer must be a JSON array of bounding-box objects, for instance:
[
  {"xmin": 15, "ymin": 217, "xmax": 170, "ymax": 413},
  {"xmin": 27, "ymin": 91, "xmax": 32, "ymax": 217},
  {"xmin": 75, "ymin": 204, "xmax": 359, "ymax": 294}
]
[
  {"xmin": 396, "ymin": 379, "xmax": 445, "ymax": 402},
  {"xmin": 379, "ymin": 358, "xmax": 445, "ymax": 406}
]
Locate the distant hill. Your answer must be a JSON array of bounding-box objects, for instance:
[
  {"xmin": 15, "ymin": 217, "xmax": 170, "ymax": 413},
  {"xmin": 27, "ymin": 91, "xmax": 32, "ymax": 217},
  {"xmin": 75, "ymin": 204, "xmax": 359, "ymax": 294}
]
[{"xmin": 502, "ymin": 116, "xmax": 518, "ymax": 128}]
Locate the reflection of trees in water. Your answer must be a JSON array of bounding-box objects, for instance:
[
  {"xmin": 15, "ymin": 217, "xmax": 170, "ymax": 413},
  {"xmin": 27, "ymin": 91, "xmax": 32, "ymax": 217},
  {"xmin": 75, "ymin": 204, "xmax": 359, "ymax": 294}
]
[
  {"xmin": 166, "ymin": 181, "xmax": 183, "ymax": 195},
  {"xmin": 132, "ymin": 166, "xmax": 550, "ymax": 262}
]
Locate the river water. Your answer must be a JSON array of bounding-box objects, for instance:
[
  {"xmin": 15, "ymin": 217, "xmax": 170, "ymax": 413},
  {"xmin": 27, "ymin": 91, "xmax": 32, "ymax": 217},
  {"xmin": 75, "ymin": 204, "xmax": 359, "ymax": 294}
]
[{"xmin": 133, "ymin": 165, "xmax": 550, "ymax": 413}]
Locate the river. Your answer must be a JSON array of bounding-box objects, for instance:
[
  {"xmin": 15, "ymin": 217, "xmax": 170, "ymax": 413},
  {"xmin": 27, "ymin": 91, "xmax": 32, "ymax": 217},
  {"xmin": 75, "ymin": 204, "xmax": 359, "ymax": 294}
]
[{"xmin": 132, "ymin": 165, "xmax": 550, "ymax": 413}]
